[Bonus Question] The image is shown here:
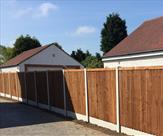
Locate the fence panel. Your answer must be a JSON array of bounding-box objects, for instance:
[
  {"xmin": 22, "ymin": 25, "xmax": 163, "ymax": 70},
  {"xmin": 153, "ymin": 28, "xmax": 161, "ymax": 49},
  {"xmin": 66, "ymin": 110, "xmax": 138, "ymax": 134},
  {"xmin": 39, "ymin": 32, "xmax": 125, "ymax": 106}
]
[
  {"xmin": 36, "ymin": 72, "xmax": 48, "ymax": 105},
  {"xmin": 87, "ymin": 69, "xmax": 116, "ymax": 124},
  {"xmin": 16, "ymin": 72, "xmax": 26, "ymax": 99},
  {"xmin": 64, "ymin": 69, "xmax": 86, "ymax": 115},
  {"xmin": 26, "ymin": 72, "xmax": 36, "ymax": 102},
  {"xmin": 48, "ymin": 71, "xmax": 64, "ymax": 109},
  {"xmin": 0, "ymin": 73, "xmax": 4, "ymax": 93},
  {"xmin": 9, "ymin": 73, "xmax": 17, "ymax": 97},
  {"xmin": 119, "ymin": 69, "xmax": 163, "ymax": 136},
  {"xmin": 3, "ymin": 73, "xmax": 10, "ymax": 95}
]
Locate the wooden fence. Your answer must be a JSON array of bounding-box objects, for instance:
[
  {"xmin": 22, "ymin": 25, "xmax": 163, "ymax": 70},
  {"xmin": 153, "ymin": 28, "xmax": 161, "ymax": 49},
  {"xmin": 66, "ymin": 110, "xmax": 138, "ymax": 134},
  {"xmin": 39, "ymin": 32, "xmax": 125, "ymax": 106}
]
[
  {"xmin": 0, "ymin": 67, "xmax": 163, "ymax": 136},
  {"xmin": 119, "ymin": 68, "xmax": 163, "ymax": 136}
]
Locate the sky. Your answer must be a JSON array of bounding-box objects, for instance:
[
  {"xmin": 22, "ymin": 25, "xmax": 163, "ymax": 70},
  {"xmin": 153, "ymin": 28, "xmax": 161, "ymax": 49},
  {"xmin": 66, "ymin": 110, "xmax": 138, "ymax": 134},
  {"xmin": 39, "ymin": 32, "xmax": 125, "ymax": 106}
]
[{"xmin": 0, "ymin": 0, "xmax": 163, "ymax": 54}]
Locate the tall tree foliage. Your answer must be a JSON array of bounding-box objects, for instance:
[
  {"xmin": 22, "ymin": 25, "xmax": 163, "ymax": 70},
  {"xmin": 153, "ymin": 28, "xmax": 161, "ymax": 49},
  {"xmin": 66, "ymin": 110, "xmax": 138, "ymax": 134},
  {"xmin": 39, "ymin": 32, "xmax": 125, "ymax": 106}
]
[
  {"xmin": 53, "ymin": 42, "xmax": 62, "ymax": 50},
  {"xmin": 100, "ymin": 13, "xmax": 127, "ymax": 54},
  {"xmin": 0, "ymin": 45, "xmax": 4, "ymax": 64},
  {"xmin": 81, "ymin": 55, "xmax": 103, "ymax": 68},
  {"xmin": 71, "ymin": 49, "xmax": 103, "ymax": 68},
  {"xmin": 0, "ymin": 45, "xmax": 13, "ymax": 64},
  {"xmin": 70, "ymin": 49, "xmax": 91, "ymax": 62},
  {"xmin": 12, "ymin": 35, "xmax": 41, "ymax": 57}
]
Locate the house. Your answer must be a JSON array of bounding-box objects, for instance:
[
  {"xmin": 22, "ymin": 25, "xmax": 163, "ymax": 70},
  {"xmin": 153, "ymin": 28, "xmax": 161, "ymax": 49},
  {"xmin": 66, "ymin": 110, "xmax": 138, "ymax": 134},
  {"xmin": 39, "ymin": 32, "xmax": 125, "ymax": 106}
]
[
  {"xmin": 0, "ymin": 43, "xmax": 83, "ymax": 72},
  {"xmin": 102, "ymin": 16, "xmax": 163, "ymax": 68}
]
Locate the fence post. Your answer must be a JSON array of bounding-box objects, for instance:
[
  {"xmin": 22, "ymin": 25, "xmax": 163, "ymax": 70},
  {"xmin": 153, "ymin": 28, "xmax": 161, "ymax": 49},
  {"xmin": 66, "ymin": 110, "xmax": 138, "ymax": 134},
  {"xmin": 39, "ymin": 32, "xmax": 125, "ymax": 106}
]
[
  {"xmin": 116, "ymin": 66, "xmax": 120, "ymax": 133},
  {"xmin": 46, "ymin": 71, "xmax": 50, "ymax": 110},
  {"xmin": 62, "ymin": 69, "xmax": 67, "ymax": 117},
  {"xmin": 34, "ymin": 72, "xmax": 38, "ymax": 106},
  {"xmin": 24, "ymin": 72, "xmax": 28, "ymax": 103},
  {"xmin": 84, "ymin": 68, "xmax": 89, "ymax": 122}
]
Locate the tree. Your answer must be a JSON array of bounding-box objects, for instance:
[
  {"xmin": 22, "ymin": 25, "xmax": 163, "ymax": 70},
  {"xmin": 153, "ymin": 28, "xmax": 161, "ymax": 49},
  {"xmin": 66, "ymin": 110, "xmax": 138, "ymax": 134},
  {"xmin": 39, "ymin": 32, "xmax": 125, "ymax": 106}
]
[
  {"xmin": 53, "ymin": 42, "xmax": 62, "ymax": 50},
  {"xmin": 100, "ymin": 13, "xmax": 127, "ymax": 54},
  {"xmin": 95, "ymin": 52, "xmax": 102, "ymax": 60},
  {"xmin": 0, "ymin": 45, "xmax": 4, "ymax": 56},
  {"xmin": 0, "ymin": 45, "xmax": 4, "ymax": 64},
  {"xmin": 0, "ymin": 45, "xmax": 13, "ymax": 64},
  {"xmin": 70, "ymin": 49, "xmax": 91, "ymax": 62},
  {"xmin": 12, "ymin": 35, "xmax": 41, "ymax": 57},
  {"xmin": 3, "ymin": 47, "xmax": 13, "ymax": 61},
  {"xmin": 71, "ymin": 49, "xmax": 103, "ymax": 68},
  {"xmin": 81, "ymin": 56, "xmax": 103, "ymax": 68}
]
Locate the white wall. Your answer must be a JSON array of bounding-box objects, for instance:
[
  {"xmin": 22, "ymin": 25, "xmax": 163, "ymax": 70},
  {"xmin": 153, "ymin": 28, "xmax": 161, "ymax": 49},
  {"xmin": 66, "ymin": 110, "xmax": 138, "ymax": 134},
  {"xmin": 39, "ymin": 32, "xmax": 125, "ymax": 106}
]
[
  {"xmin": 103, "ymin": 55, "xmax": 163, "ymax": 68},
  {"xmin": 19, "ymin": 45, "xmax": 83, "ymax": 71},
  {"xmin": 0, "ymin": 66, "xmax": 19, "ymax": 73}
]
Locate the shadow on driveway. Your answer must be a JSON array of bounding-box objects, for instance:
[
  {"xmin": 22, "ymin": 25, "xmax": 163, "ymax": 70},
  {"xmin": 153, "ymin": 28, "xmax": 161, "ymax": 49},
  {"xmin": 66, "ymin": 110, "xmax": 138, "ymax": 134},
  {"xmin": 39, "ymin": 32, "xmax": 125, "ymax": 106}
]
[
  {"xmin": 0, "ymin": 97, "xmax": 65, "ymax": 129},
  {"xmin": 0, "ymin": 97, "xmax": 125, "ymax": 136}
]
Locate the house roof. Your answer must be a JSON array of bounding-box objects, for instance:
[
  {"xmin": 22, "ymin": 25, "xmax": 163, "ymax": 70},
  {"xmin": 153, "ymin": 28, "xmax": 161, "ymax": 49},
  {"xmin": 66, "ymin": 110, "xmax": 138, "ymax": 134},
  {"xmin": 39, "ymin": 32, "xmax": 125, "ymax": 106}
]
[
  {"xmin": 103, "ymin": 16, "xmax": 163, "ymax": 58},
  {"xmin": 0, "ymin": 44, "xmax": 50, "ymax": 68}
]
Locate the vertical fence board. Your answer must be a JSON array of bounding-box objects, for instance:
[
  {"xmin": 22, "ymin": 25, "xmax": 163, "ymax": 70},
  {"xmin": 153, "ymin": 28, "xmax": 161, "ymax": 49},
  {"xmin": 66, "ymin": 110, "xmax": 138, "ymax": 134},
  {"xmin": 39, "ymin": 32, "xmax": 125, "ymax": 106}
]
[
  {"xmin": 48, "ymin": 71, "xmax": 64, "ymax": 109},
  {"xmin": 148, "ymin": 70, "xmax": 162, "ymax": 135},
  {"xmin": 87, "ymin": 70, "xmax": 116, "ymax": 124},
  {"xmin": 26, "ymin": 72, "xmax": 36, "ymax": 102},
  {"xmin": 36, "ymin": 72, "xmax": 48, "ymax": 105},
  {"xmin": 9, "ymin": 73, "xmax": 17, "ymax": 97},
  {"xmin": 0, "ymin": 73, "xmax": 4, "ymax": 93},
  {"xmin": 160, "ymin": 70, "xmax": 163, "ymax": 136},
  {"xmin": 64, "ymin": 70, "xmax": 86, "ymax": 115},
  {"xmin": 3, "ymin": 73, "xmax": 9, "ymax": 95},
  {"xmin": 16, "ymin": 72, "xmax": 26, "ymax": 99}
]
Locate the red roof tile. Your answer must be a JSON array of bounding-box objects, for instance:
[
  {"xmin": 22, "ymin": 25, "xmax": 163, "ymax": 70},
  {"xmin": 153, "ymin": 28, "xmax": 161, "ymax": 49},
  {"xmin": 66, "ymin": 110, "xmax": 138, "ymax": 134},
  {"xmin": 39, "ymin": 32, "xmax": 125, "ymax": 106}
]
[
  {"xmin": 104, "ymin": 16, "xmax": 163, "ymax": 58},
  {"xmin": 1, "ymin": 45, "xmax": 49, "ymax": 68}
]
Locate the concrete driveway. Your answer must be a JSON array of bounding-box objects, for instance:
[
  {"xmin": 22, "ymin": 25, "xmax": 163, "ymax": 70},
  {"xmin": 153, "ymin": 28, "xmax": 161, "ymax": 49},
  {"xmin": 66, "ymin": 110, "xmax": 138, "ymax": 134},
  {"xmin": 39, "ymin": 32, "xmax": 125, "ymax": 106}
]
[
  {"xmin": 0, "ymin": 97, "xmax": 124, "ymax": 136},
  {"xmin": 0, "ymin": 97, "xmax": 123, "ymax": 136}
]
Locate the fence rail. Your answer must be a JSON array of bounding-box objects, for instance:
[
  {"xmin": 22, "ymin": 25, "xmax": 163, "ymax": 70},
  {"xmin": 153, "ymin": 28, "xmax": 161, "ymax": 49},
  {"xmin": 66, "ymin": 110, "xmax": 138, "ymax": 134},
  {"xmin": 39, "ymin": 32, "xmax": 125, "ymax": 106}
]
[{"xmin": 0, "ymin": 67, "xmax": 163, "ymax": 136}]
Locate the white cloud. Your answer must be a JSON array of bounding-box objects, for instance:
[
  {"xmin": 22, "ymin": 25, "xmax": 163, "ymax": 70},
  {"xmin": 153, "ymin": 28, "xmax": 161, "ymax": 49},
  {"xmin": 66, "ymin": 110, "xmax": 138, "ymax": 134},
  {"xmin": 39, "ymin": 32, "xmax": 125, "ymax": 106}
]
[
  {"xmin": 72, "ymin": 26, "xmax": 96, "ymax": 36},
  {"xmin": 14, "ymin": 8, "xmax": 32, "ymax": 18},
  {"xmin": 10, "ymin": 2, "xmax": 58, "ymax": 18},
  {"xmin": 36, "ymin": 2, "xmax": 58, "ymax": 17}
]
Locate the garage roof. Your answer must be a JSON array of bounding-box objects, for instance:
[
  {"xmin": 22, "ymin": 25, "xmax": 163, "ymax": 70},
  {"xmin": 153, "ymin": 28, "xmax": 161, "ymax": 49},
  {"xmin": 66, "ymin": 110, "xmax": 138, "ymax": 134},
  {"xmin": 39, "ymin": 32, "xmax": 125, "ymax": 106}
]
[{"xmin": 0, "ymin": 45, "xmax": 49, "ymax": 68}]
